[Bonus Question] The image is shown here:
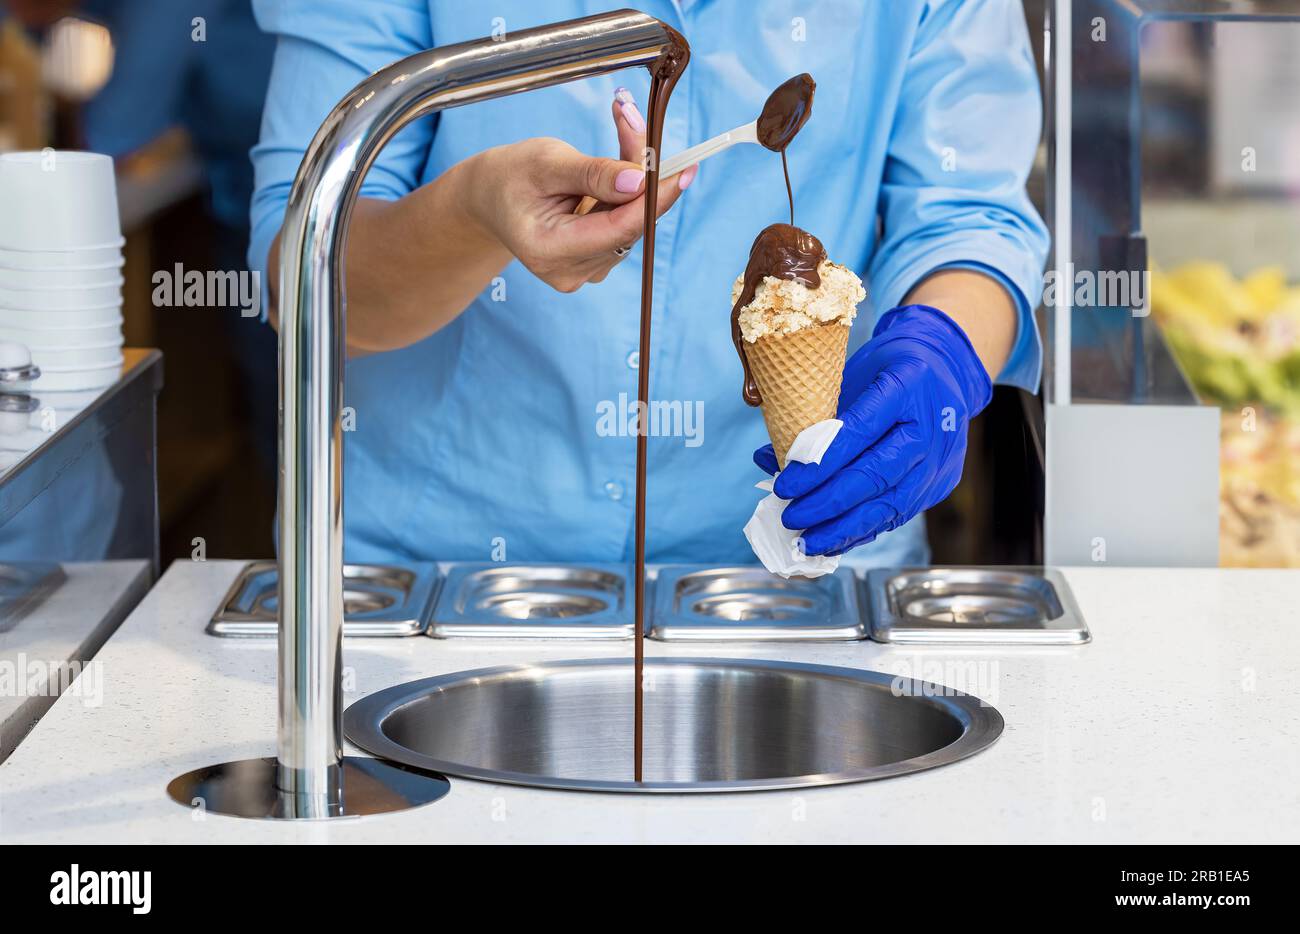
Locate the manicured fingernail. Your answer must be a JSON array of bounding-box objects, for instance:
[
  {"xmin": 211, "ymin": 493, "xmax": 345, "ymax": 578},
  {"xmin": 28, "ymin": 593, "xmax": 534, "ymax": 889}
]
[
  {"xmin": 614, "ymin": 87, "xmax": 646, "ymax": 133},
  {"xmin": 678, "ymin": 163, "xmax": 698, "ymax": 191},
  {"xmin": 615, "ymin": 168, "xmax": 644, "ymax": 193}
]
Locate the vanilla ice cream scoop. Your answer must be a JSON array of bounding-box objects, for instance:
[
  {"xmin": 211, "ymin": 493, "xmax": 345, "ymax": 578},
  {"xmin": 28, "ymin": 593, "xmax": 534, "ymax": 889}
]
[{"xmin": 732, "ymin": 258, "xmax": 864, "ymax": 343}]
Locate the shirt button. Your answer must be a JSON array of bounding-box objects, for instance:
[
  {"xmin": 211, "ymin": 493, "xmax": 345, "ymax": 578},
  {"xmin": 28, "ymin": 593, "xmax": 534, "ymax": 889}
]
[
  {"xmin": 604, "ymin": 481, "xmax": 625, "ymax": 501},
  {"xmin": 625, "ymin": 351, "xmax": 639, "ymax": 369}
]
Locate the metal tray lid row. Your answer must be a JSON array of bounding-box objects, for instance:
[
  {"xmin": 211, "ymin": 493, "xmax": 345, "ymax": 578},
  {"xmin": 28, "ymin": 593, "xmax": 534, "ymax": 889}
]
[
  {"xmin": 207, "ymin": 561, "xmax": 1089, "ymax": 645},
  {"xmin": 429, "ymin": 562, "xmax": 867, "ymax": 642}
]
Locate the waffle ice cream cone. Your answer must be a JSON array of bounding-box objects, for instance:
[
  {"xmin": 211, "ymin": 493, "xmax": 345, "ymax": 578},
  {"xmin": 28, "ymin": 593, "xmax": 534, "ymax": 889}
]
[
  {"xmin": 733, "ymin": 253, "xmax": 866, "ymax": 468},
  {"xmin": 746, "ymin": 321, "xmax": 850, "ymax": 467}
]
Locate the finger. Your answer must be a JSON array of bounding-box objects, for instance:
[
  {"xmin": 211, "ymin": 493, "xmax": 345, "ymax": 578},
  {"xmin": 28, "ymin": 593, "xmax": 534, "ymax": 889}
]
[
  {"xmin": 672, "ymin": 163, "xmax": 699, "ymax": 196},
  {"xmin": 838, "ymin": 338, "xmax": 883, "ymax": 406},
  {"xmin": 773, "ymin": 370, "xmax": 906, "ymax": 499},
  {"xmin": 577, "ymin": 91, "xmax": 692, "ymax": 219},
  {"xmin": 579, "ymin": 161, "xmax": 693, "ymax": 222},
  {"xmin": 559, "ymin": 202, "xmax": 644, "ymax": 256},
  {"xmin": 799, "ymin": 497, "xmax": 900, "ymax": 557},
  {"xmin": 612, "ymin": 88, "xmax": 647, "ymax": 164},
  {"xmin": 613, "ymin": 88, "xmax": 696, "ymax": 192},
  {"xmin": 586, "ymin": 256, "xmax": 622, "ymax": 283},
  {"xmin": 644, "ymin": 163, "xmax": 693, "ymax": 220},
  {"xmin": 547, "ymin": 147, "xmax": 646, "ymax": 206},
  {"xmin": 576, "ymin": 163, "xmax": 693, "ymax": 219},
  {"xmin": 753, "ymin": 444, "xmax": 779, "ymax": 476},
  {"xmin": 781, "ymin": 424, "xmax": 925, "ymax": 530},
  {"xmin": 564, "ymin": 168, "xmax": 691, "ymax": 257},
  {"xmin": 571, "ymin": 94, "xmax": 647, "ymax": 218},
  {"xmin": 577, "ymin": 248, "xmax": 621, "ymax": 280}
]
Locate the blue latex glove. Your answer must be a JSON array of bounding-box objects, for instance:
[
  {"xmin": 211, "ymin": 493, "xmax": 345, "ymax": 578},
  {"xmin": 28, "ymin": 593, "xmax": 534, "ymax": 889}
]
[{"xmin": 753, "ymin": 304, "xmax": 992, "ymax": 556}]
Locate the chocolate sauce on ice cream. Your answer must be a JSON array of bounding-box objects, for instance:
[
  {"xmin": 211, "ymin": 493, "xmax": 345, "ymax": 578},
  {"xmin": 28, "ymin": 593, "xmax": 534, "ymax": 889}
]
[{"xmin": 730, "ymin": 224, "xmax": 827, "ymax": 406}]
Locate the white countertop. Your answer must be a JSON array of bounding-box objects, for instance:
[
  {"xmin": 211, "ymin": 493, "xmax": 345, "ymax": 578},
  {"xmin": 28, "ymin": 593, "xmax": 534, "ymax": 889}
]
[
  {"xmin": 2, "ymin": 560, "xmax": 1298, "ymax": 843},
  {"xmin": 0, "ymin": 560, "xmax": 151, "ymax": 760}
]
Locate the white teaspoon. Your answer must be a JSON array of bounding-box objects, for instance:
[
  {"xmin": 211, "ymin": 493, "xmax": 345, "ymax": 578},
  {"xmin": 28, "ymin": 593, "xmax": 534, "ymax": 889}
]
[{"xmin": 574, "ymin": 73, "xmax": 814, "ymax": 217}]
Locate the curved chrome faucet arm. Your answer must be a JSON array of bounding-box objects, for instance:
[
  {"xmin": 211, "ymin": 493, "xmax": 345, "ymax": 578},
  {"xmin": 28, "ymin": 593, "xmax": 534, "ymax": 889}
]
[{"xmin": 275, "ymin": 9, "xmax": 679, "ymax": 803}]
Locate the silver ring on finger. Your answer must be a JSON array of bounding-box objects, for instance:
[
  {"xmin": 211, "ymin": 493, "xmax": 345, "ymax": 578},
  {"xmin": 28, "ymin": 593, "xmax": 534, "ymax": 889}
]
[{"xmin": 613, "ymin": 244, "xmax": 633, "ymax": 258}]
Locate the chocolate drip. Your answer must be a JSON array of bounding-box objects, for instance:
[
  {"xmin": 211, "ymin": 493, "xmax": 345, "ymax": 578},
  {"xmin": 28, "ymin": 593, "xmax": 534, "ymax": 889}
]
[
  {"xmin": 759, "ymin": 73, "xmax": 814, "ymax": 225},
  {"xmin": 781, "ymin": 150, "xmax": 793, "ymax": 225},
  {"xmin": 756, "ymin": 73, "xmax": 816, "ymax": 153},
  {"xmin": 632, "ymin": 26, "xmax": 689, "ymax": 783},
  {"xmin": 730, "ymin": 223, "xmax": 827, "ymax": 407}
]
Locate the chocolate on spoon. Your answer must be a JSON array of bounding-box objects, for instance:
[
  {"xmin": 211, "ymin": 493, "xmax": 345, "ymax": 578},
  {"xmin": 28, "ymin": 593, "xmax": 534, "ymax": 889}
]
[{"xmin": 756, "ymin": 73, "xmax": 816, "ymax": 153}]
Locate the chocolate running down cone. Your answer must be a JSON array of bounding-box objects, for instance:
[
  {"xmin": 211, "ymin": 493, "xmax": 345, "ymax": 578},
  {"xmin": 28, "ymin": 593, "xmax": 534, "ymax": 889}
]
[{"xmin": 731, "ymin": 224, "xmax": 865, "ymax": 467}]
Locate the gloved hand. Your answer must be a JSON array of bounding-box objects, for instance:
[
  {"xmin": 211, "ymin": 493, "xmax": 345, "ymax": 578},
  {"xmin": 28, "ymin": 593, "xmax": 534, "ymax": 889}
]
[{"xmin": 753, "ymin": 304, "xmax": 992, "ymax": 556}]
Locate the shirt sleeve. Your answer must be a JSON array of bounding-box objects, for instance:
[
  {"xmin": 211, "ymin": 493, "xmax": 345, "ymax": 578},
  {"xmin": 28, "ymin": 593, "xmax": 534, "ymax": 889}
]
[
  {"xmin": 867, "ymin": 0, "xmax": 1049, "ymax": 391},
  {"xmin": 247, "ymin": 0, "xmax": 434, "ymax": 301}
]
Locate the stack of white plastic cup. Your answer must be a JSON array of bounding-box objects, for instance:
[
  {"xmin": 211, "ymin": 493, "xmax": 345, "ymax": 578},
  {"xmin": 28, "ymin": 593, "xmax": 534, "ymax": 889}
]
[{"xmin": 0, "ymin": 151, "xmax": 125, "ymax": 393}]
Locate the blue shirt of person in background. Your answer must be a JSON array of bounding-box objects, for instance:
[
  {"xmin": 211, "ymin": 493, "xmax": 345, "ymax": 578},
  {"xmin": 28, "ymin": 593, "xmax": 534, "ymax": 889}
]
[{"xmin": 78, "ymin": 0, "xmax": 273, "ymax": 234}]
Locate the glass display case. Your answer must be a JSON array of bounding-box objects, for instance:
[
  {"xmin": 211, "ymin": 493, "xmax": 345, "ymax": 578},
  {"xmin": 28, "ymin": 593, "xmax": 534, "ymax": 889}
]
[{"xmin": 1044, "ymin": 0, "xmax": 1300, "ymax": 567}]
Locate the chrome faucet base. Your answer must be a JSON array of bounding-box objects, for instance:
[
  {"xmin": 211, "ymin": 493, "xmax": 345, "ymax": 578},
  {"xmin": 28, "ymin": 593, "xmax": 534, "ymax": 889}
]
[{"xmin": 166, "ymin": 756, "xmax": 450, "ymax": 821}]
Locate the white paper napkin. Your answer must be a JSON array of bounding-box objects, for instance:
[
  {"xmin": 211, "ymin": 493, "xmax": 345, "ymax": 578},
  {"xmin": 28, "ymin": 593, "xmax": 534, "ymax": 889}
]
[{"xmin": 743, "ymin": 419, "xmax": 843, "ymax": 578}]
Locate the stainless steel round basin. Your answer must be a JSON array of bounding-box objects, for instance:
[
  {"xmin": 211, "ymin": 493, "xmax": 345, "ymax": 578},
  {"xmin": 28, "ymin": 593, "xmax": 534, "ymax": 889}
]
[{"xmin": 344, "ymin": 658, "xmax": 1003, "ymax": 793}]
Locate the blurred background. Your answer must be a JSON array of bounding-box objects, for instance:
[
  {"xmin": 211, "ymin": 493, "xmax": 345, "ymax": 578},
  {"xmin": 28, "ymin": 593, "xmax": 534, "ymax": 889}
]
[
  {"xmin": 1, "ymin": 0, "xmax": 1297, "ymax": 567},
  {"xmin": 0, "ymin": 0, "xmax": 276, "ymax": 561},
  {"xmin": 1137, "ymin": 14, "xmax": 1300, "ymax": 567}
]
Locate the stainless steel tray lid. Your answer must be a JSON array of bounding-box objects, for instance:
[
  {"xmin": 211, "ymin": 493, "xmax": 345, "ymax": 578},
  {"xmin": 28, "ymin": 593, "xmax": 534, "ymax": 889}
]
[
  {"xmin": 428, "ymin": 563, "xmax": 633, "ymax": 639},
  {"xmin": 207, "ymin": 561, "xmax": 441, "ymax": 638},
  {"xmin": 866, "ymin": 567, "xmax": 1091, "ymax": 645},
  {"xmin": 649, "ymin": 565, "xmax": 866, "ymax": 642}
]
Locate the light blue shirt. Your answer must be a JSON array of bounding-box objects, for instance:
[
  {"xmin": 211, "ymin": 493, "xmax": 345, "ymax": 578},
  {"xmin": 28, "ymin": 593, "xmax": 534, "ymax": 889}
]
[{"xmin": 249, "ymin": 0, "xmax": 1048, "ymax": 567}]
